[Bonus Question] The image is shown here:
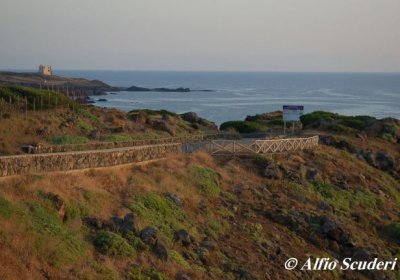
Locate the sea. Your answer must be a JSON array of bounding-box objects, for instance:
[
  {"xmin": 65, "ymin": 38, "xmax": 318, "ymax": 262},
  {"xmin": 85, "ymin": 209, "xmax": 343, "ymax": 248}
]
[{"xmin": 53, "ymin": 70, "xmax": 400, "ymax": 126}]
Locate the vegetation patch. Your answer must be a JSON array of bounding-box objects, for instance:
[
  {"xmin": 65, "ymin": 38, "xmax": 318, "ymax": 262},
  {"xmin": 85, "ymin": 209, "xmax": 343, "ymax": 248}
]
[
  {"xmin": 49, "ymin": 135, "xmax": 89, "ymax": 145},
  {"xmin": 190, "ymin": 166, "xmax": 221, "ymax": 198},
  {"xmin": 220, "ymin": 121, "xmax": 263, "ymax": 133},
  {"xmin": 125, "ymin": 266, "xmax": 169, "ymax": 280},
  {"xmin": 94, "ymin": 231, "xmax": 136, "ymax": 257},
  {"xmin": 0, "ymin": 86, "xmax": 79, "ymax": 110},
  {"xmin": 169, "ymin": 250, "xmax": 190, "ymax": 268},
  {"xmin": 77, "ymin": 120, "xmax": 95, "ymax": 132},
  {"xmin": 129, "ymin": 194, "xmax": 192, "ymax": 243},
  {"xmin": 300, "ymin": 111, "xmax": 375, "ymax": 130},
  {"xmin": 311, "ymin": 182, "xmax": 378, "ymax": 215}
]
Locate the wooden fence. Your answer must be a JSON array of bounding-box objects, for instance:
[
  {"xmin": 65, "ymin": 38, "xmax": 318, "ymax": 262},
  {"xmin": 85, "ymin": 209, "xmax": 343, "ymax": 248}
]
[{"xmin": 184, "ymin": 136, "xmax": 319, "ymax": 156}]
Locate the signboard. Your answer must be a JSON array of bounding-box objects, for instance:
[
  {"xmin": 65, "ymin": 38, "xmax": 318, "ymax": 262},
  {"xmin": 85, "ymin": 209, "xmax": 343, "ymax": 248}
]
[{"xmin": 283, "ymin": 105, "xmax": 304, "ymax": 122}]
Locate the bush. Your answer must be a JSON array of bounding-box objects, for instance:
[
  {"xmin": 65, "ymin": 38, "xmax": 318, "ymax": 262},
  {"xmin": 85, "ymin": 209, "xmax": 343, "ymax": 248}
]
[
  {"xmin": 191, "ymin": 166, "xmax": 221, "ymax": 198},
  {"xmin": 265, "ymin": 119, "xmax": 284, "ymax": 127},
  {"xmin": 129, "ymin": 194, "xmax": 192, "ymax": 244},
  {"xmin": 387, "ymin": 223, "xmax": 400, "ymax": 240},
  {"xmin": 49, "ymin": 135, "xmax": 89, "ymax": 145},
  {"xmin": 300, "ymin": 111, "xmax": 375, "ymax": 130},
  {"xmin": 77, "ymin": 120, "xmax": 95, "ymax": 133},
  {"xmin": 220, "ymin": 121, "xmax": 263, "ymax": 133},
  {"xmin": 252, "ymin": 154, "xmax": 271, "ymax": 168},
  {"xmin": 94, "ymin": 231, "xmax": 136, "ymax": 257},
  {"xmin": 169, "ymin": 250, "xmax": 190, "ymax": 268},
  {"xmin": 28, "ymin": 203, "xmax": 87, "ymax": 266}
]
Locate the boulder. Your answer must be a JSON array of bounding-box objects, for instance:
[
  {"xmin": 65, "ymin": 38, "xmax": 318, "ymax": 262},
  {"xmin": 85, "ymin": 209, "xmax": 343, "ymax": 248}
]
[
  {"xmin": 165, "ymin": 193, "xmax": 183, "ymax": 207},
  {"xmin": 174, "ymin": 229, "xmax": 192, "ymax": 246},
  {"xmin": 133, "ymin": 112, "xmax": 147, "ymax": 124},
  {"xmin": 182, "ymin": 112, "xmax": 200, "ymax": 123},
  {"xmin": 375, "ymin": 151, "xmax": 395, "ymax": 171},
  {"xmin": 88, "ymin": 129, "xmax": 99, "ymax": 140},
  {"xmin": 140, "ymin": 226, "xmax": 158, "ymax": 245},
  {"xmin": 190, "ymin": 123, "xmax": 200, "ymax": 130},
  {"xmin": 299, "ymin": 164, "xmax": 308, "ymax": 180},
  {"xmin": 153, "ymin": 240, "xmax": 168, "ymax": 261},
  {"xmin": 200, "ymin": 239, "xmax": 217, "ymax": 251},
  {"xmin": 194, "ymin": 247, "xmax": 209, "ymax": 263},
  {"xmin": 152, "ymin": 120, "xmax": 176, "ymax": 136},
  {"xmin": 110, "ymin": 216, "xmax": 123, "ymax": 228},
  {"xmin": 68, "ymin": 216, "xmax": 83, "ymax": 231},
  {"xmin": 162, "ymin": 114, "xmax": 175, "ymax": 123},
  {"xmin": 317, "ymin": 201, "xmax": 333, "ymax": 213},
  {"xmin": 120, "ymin": 213, "xmax": 136, "ymax": 233},
  {"xmin": 319, "ymin": 135, "xmax": 337, "ymax": 146},
  {"xmin": 84, "ymin": 217, "xmax": 103, "ymax": 229},
  {"xmin": 352, "ymin": 247, "xmax": 378, "ymax": 262},
  {"xmin": 263, "ymin": 164, "xmax": 284, "ymax": 180},
  {"xmin": 321, "ymin": 217, "xmax": 345, "ymax": 242},
  {"xmin": 306, "ymin": 169, "xmax": 322, "ymax": 182},
  {"xmin": 362, "ymin": 151, "xmax": 377, "ymax": 167}
]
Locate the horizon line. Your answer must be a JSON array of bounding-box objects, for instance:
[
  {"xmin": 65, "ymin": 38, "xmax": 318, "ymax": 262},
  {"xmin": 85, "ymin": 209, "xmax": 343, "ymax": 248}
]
[{"xmin": 1, "ymin": 68, "xmax": 400, "ymax": 74}]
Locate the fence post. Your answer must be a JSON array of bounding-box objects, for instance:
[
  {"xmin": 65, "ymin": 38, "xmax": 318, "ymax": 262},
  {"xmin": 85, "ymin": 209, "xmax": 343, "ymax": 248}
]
[
  {"xmin": 48, "ymin": 92, "xmax": 50, "ymax": 115},
  {"xmin": 33, "ymin": 98, "xmax": 36, "ymax": 116},
  {"xmin": 25, "ymin": 96, "xmax": 27, "ymax": 119}
]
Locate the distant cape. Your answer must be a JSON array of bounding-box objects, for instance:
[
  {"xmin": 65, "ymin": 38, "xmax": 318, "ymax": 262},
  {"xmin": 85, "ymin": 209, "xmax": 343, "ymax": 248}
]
[{"xmin": 124, "ymin": 86, "xmax": 191, "ymax": 92}]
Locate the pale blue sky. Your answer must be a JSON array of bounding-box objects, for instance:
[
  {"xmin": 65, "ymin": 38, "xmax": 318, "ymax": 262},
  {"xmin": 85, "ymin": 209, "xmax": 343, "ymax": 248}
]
[{"xmin": 1, "ymin": 0, "xmax": 399, "ymax": 72}]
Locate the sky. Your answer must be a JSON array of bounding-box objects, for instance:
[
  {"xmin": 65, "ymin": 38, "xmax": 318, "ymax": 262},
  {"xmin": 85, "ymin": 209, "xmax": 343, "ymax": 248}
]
[{"xmin": 0, "ymin": 0, "xmax": 399, "ymax": 72}]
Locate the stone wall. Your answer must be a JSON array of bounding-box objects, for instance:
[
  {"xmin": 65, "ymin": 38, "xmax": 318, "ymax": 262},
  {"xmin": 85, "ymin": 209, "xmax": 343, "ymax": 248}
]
[
  {"xmin": 25, "ymin": 134, "xmax": 240, "ymax": 154},
  {"xmin": 0, "ymin": 143, "xmax": 182, "ymax": 177}
]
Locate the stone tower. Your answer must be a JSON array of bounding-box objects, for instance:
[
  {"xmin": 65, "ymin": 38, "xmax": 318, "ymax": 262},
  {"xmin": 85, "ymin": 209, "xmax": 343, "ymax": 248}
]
[{"xmin": 38, "ymin": 64, "xmax": 52, "ymax": 75}]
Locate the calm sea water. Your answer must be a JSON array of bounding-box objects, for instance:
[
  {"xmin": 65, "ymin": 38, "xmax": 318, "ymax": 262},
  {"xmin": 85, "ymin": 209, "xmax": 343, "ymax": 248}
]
[{"xmin": 54, "ymin": 70, "xmax": 400, "ymax": 125}]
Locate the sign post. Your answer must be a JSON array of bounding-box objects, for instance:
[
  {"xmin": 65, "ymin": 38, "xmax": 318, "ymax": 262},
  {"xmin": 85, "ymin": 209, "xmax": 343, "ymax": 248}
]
[{"xmin": 282, "ymin": 105, "xmax": 304, "ymax": 135}]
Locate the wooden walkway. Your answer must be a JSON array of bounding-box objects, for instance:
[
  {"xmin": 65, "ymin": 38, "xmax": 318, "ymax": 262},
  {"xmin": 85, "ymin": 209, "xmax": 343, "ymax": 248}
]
[{"xmin": 184, "ymin": 136, "xmax": 319, "ymax": 156}]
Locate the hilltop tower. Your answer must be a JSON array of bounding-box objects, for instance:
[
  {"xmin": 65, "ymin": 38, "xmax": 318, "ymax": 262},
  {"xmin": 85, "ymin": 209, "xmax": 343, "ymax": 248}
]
[{"xmin": 38, "ymin": 64, "xmax": 52, "ymax": 75}]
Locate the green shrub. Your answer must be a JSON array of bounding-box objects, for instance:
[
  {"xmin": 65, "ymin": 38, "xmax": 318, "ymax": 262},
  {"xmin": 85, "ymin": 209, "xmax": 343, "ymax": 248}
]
[
  {"xmin": 387, "ymin": 223, "xmax": 400, "ymax": 240},
  {"xmin": 77, "ymin": 120, "xmax": 95, "ymax": 132},
  {"xmin": 191, "ymin": 166, "xmax": 221, "ymax": 198},
  {"xmin": 78, "ymin": 108, "xmax": 99, "ymax": 123},
  {"xmin": 125, "ymin": 266, "xmax": 169, "ymax": 280},
  {"xmin": 252, "ymin": 154, "xmax": 271, "ymax": 167},
  {"xmin": 198, "ymin": 219, "xmax": 230, "ymax": 239},
  {"xmin": 99, "ymin": 134, "xmax": 134, "ymax": 142},
  {"xmin": 300, "ymin": 111, "xmax": 375, "ymax": 131},
  {"xmin": 123, "ymin": 231, "xmax": 149, "ymax": 251},
  {"xmin": 169, "ymin": 250, "xmax": 190, "ymax": 268},
  {"xmin": 265, "ymin": 119, "xmax": 284, "ymax": 126},
  {"xmin": 49, "ymin": 135, "xmax": 89, "ymax": 145},
  {"xmin": 28, "ymin": 203, "xmax": 87, "ymax": 266},
  {"xmin": 94, "ymin": 231, "xmax": 136, "ymax": 257},
  {"xmin": 129, "ymin": 194, "xmax": 192, "ymax": 244},
  {"xmin": 0, "ymin": 196, "xmax": 22, "ymax": 218},
  {"xmin": 311, "ymin": 182, "xmax": 378, "ymax": 215},
  {"xmin": 220, "ymin": 121, "xmax": 263, "ymax": 133}
]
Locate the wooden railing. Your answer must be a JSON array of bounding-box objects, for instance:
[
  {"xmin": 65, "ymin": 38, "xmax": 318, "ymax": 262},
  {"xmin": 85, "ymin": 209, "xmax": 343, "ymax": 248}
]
[{"xmin": 184, "ymin": 136, "xmax": 319, "ymax": 156}]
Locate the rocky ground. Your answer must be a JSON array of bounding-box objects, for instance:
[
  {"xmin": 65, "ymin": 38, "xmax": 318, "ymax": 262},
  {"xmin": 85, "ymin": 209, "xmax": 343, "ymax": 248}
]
[{"xmin": 0, "ymin": 110, "xmax": 399, "ymax": 279}]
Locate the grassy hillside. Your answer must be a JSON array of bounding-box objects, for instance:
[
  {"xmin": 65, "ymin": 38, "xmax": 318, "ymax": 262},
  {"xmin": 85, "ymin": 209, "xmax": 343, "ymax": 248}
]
[{"xmin": 0, "ymin": 124, "xmax": 400, "ymax": 279}]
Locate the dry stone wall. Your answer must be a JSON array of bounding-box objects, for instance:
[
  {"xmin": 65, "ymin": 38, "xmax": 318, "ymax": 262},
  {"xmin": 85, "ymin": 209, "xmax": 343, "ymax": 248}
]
[
  {"xmin": 0, "ymin": 143, "xmax": 181, "ymax": 177},
  {"xmin": 26, "ymin": 134, "xmax": 240, "ymax": 154}
]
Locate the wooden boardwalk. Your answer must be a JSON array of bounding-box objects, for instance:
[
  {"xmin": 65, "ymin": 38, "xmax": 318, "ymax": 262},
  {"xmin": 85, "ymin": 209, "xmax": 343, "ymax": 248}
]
[{"xmin": 184, "ymin": 136, "xmax": 319, "ymax": 156}]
